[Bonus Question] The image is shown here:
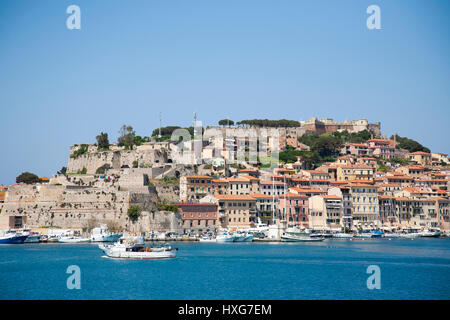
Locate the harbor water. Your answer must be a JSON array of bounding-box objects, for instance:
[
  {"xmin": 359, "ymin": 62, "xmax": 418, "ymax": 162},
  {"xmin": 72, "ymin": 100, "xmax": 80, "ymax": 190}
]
[{"xmin": 1, "ymin": 238, "xmax": 449, "ymax": 299}]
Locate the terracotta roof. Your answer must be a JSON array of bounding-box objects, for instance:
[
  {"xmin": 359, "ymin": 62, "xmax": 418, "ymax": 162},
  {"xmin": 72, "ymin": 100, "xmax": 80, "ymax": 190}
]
[{"xmin": 250, "ymin": 193, "xmax": 275, "ymax": 199}]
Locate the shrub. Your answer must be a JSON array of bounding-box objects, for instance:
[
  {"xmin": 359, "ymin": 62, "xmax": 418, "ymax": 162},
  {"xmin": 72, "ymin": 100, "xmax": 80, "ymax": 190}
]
[
  {"xmin": 96, "ymin": 164, "xmax": 111, "ymax": 174},
  {"xmin": 127, "ymin": 205, "xmax": 142, "ymax": 222},
  {"xmin": 70, "ymin": 144, "xmax": 89, "ymax": 158}
]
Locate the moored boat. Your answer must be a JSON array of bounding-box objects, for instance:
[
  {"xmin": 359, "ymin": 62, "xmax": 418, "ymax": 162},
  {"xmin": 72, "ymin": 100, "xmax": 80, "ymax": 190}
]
[
  {"xmin": 0, "ymin": 230, "xmax": 28, "ymax": 244},
  {"xmin": 281, "ymin": 233, "xmax": 325, "ymax": 242},
  {"xmin": 90, "ymin": 225, "xmax": 122, "ymax": 242},
  {"xmin": 99, "ymin": 237, "xmax": 177, "ymax": 259}
]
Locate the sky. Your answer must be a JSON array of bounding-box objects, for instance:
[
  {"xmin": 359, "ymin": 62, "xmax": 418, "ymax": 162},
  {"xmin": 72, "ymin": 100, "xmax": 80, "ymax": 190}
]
[{"xmin": 0, "ymin": 0, "xmax": 449, "ymax": 185}]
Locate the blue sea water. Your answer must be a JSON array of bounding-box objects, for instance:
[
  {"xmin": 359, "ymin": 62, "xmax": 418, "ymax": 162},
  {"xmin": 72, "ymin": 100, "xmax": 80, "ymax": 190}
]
[{"xmin": 0, "ymin": 238, "xmax": 449, "ymax": 300}]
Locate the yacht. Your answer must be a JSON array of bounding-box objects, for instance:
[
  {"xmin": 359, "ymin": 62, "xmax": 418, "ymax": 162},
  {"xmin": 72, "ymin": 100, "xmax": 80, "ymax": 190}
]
[
  {"xmin": 99, "ymin": 236, "xmax": 177, "ymax": 259},
  {"xmin": 91, "ymin": 225, "xmax": 122, "ymax": 242},
  {"xmin": 199, "ymin": 232, "xmax": 216, "ymax": 242}
]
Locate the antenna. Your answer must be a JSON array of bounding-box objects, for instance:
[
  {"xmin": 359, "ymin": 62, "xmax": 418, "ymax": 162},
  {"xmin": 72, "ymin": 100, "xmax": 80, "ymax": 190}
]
[{"xmin": 158, "ymin": 112, "xmax": 162, "ymax": 139}]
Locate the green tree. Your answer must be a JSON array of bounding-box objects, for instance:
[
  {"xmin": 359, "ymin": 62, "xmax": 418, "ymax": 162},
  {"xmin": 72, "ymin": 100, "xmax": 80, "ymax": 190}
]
[
  {"xmin": 218, "ymin": 119, "xmax": 234, "ymax": 126},
  {"xmin": 96, "ymin": 132, "xmax": 110, "ymax": 150},
  {"xmin": 118, "ymin": 125, "xmax": 136, "ymax": 150},
  {"xmin": 311, "ymin": 135, "xmax": 342, "ymax": 158},
  {"xmin": 127, "ymin": 205, "xmax": 142, "ymax": 222},
  {"xmin": 16, "ymin": 172, "xmax": 41, "ymax": 184},
  {"xmin": 57, "ymin": 167, "xmax": 67, "ymax": 175},
  {"xmin": 391, "ymin": 134, "xmax": 430, "ymax": 153}
]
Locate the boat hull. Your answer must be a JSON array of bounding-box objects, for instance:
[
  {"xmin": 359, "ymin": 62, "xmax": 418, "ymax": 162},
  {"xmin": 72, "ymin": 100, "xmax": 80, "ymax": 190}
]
[
  {"xmin": 0, "ymin": 235, "xmax": 28, "ymax": 244},
  {"xmin": 91, "ymin": 233, "xmax": 123, "ymax": 242},
  {"xmin": 281, "ymin": 234, "xmax": 325, "ymax": 242}
]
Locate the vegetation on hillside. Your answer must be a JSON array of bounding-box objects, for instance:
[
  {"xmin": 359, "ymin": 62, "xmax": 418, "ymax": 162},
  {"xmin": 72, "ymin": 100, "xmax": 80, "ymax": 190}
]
[
  {"xmin": 118, "ymin": 125, "xmax": 136, "ymax": 150},
  {"xmin": 236, "ymin": 119, "xmax": 300, "ymax": 127},
  {"xmin": 391, "ymin": 134, "xmax": 430, "ymax": 153},
  {"xmin": 127, "ymin": 205, "xmax": 142, "ymax": 222},
  {"xmin": 218, "ymin": 119, "xmax": 234, "ymax": 126},
  {"xmin": 70, "ymin": 144, "xmax": 89, "ymax": 158},
  {"xmin": 96, "ymin": 132, "xmax": 110, "ymax": 151},
  {"xmin": 16, "ymin": 172, "xmax": 41, "ymax": 184}
]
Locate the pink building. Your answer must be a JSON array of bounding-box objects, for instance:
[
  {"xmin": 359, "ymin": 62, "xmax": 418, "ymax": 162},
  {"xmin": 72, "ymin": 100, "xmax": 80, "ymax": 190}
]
[{"xmin": 278, "ymin": 193, "xmax": 309, "ymax": 227}]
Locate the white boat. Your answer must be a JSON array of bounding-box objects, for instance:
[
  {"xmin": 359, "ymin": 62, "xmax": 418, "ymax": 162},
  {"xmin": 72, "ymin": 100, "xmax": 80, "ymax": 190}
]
[
  {"xmin": 333, "ymin": 232, "xmax": 354, "ymax": 239},
  {"xmin": 199, "ymin": 235, "xmax": 216, "ymax": 242},
  {"xmin": 281, "ymin": 233, "xmax": 325, "ymax": 242},
  {"xmin": 216, "ymin": 232, "xmax": 235, "ymax": 242},
  {"xmin": 243, "ymin": 233, "xmax": 254, "ymax": 242},
  {"xmin": 385, "ymin": 232, "xmax": 402, "ymax": 238},
  {"xmin": 398, "ymin": 232, "xmax": 422, "ymax": 238},
  {"xmin": 91, "ymin": 225, "xmax": 122, "ymax": 242},
  {"xmin": 99, "ymin": 237, "xmax": 177, "ymax": 259},
  {"xmin": 419, "ymin": 229, "xmax": 442, "ymax": 238},
  {"xmin": 232, "ymin": 233, "xmax": 246, "ymax": 242},
  {"xmin": 59, "ymin": 236, "xmax": 90, "ymax": 243}
]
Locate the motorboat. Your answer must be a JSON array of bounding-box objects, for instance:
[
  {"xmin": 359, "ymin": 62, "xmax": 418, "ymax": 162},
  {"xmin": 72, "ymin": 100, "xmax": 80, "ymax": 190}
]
[
  {"xmin": 243, "ymin": 233, "xmax": 254, "ymax": 242},
  {"xmin": 59, "ymin": 236, "xmax": 91, "ymax": 243},
  {"xmin": 355, "ymin": 230, "xmax": 384, "ymax": 238},
  {"xmin": 281, "ymin": 232, "xmax": 325, "ymax": 242},
  {"xmin": 398, "ymin": 229, "xmax": 422, "ymax": 238},
  {"xmin": 90, "ymin": 225, "xmax": 122, "ymax": 242},
  {"xmin": 0, "ymin": 230, "xmax": 28, "ymax": 244},
  {"xmin": 333, "ymin": 232, "xmax": 354, "ymax": 239},
  {"xmin": 58, "ymin": 230, "xmax": 90, "ymax": 243},
  {"xmin": 216, "ymin": 231, "xmax": 235, "ymax": 242},
  {"xmin": 419, "ymin": 229, "xmax": 442, "ymax": 238},
  {"xmin": 99, "ymin": 237, "xmax": 177, "ymax": 259},
  {"xmin": 199, "ymin": 232, "xmax": 216, "ymax": 242},
  {"xmin": 23, "ymin": 230, "xmax": 42, "ymax": 243}
]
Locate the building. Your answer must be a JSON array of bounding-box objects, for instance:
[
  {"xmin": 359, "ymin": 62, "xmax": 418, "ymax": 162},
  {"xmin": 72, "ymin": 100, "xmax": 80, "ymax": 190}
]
[
  {"xmin": 176, "ymin": 203, "xmax": 218, "ymax": 234},
  {"xmin": 350, "ymin": 184, "xmax": 380, "ymax": 228},
  {"xmin": 336, "ymin": 165, "xmax": 375, "ymax": 181},
  {"xmin": 251, "ymin": 193, "xmax": 278, "ymax": 225},
  {"xmin": 278, "ymin": 193, "xmax": 309, "ymax": 227},
  {"xmin": 367, "ymin": 139, "xmax": 396, "ymax": 159},
  {"xmin": 409, "ymin": 151, "xmax": 432, "ymax": 166},
  {"xmin": 214, "ymin": 194, "xmax": 257, "ymax": 230},
  {"xmin": 308, "ymin": 195, "xmax": 343, "ymax": 229},
  {"xmin": 179, "ymin": 176, "xmax": 213, "ymax": 202},
  {"xmin": 329, "ymin": 186, "xmax": 353, "ymax": 228}
]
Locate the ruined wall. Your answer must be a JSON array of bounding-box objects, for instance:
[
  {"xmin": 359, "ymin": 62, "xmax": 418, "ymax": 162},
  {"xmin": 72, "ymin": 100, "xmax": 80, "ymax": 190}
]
[{"xmin": 67, "ymin": 145, "xmax": 170, "ymax": 174}]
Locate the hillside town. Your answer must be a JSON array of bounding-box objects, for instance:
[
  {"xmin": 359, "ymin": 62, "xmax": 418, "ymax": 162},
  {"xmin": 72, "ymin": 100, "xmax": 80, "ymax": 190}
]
[{"xmin": 0, "ymin": 117, "xmax": 449, "ymax": 239}]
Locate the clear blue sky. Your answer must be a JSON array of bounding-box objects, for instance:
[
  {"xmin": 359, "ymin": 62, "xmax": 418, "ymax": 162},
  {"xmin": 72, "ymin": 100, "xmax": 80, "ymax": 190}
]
[{"xmin": 0, "ymin": 0, "xmax": 449, "ymax": 185}]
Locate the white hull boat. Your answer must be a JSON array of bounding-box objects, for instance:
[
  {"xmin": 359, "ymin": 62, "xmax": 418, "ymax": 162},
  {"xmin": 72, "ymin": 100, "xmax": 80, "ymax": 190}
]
[
  {"xmin": 333, "ymin": 233, "xmax": 354, "ymax": 239},
  {"xmin": 99, "ymin": 238, "xmax": 177, "ymax": 259},
  {"xmin": 58, "ymin": 237, "xmax": 91, "ymax": 243},
  {"xmin": 216, "ymin": 232, "xmax": 235, "ymax": 242},
  {"xmin": 420, "ymin": 230, "xmax": 442, "ymax": 238},
  {"xmin": 91, "ymin": 225, "xmax": 122, "ymax": 242},
  {"xmin": 281, "ymin": 233, "xmax": 325, "ymax": 242},
  {"xmin": 199, "ymin": 236, "xmax": 216, "ymax": 242},
  {"xmin": 243, "ymin": 234, "xmax": 254, "ymax": 242}
]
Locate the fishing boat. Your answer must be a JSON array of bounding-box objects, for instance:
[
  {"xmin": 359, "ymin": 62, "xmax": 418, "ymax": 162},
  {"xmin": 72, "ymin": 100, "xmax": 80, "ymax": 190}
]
[
  {"xmin": 281, "ymin": 232, "xmax": 325, "ymax": 242},
  {"xmin": 90, "ymin": 225, "xmax": 122, "ymax": 242},
  {"xmin": 243, "ymin": 233, "xmax": 254, "ymax": 242},
  {"xmin": 99, "ymin": 237, "xmax": 177, "ymax": 259},
  {"xmin": 0, "ymin": 230, "xmax": 28, "ymax": 244}
]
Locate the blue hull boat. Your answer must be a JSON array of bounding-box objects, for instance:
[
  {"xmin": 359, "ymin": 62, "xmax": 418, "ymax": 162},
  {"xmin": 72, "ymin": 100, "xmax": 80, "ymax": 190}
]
[{"xmin": 0, "ymin": 235, "xmax": 28, "ymax": 244}]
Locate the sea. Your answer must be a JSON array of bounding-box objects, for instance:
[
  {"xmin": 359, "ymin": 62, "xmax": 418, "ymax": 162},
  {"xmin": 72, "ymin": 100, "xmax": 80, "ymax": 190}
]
[{"xmin": 0, "ymin": 238, "xmax": 449, "ymax": 300}]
